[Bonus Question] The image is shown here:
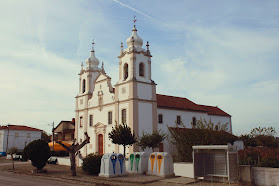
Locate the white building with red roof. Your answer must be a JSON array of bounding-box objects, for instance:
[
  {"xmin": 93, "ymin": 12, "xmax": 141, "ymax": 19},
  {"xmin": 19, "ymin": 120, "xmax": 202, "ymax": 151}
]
[
  {"xmin": 75, "ymin": 23, "xmax": 232, "ymax": 157},
  {"xmin": 0, "ymin": 125, "xmax": 42, "ymax": 155}
]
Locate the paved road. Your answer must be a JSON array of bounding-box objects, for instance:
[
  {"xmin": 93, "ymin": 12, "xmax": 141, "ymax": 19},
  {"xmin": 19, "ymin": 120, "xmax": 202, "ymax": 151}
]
[{"xmin": 0, "ymin": 171, "xmax": 86, "ymax": 186}]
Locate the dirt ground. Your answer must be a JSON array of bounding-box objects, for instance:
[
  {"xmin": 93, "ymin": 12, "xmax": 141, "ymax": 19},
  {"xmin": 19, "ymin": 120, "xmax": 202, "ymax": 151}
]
[{"xmin": 0, "ymin": 157, "xmax": 241, "ymax": 186}]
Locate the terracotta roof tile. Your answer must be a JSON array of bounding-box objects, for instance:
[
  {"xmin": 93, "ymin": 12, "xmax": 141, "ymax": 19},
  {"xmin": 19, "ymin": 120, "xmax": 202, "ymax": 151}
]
[
  {"xmin": 198, "ymin": 105, "xmax": 231, "ymax": 117},
  {"xmin": 156, "ymin": 94, "xmax": 230, "ymax": 117},
  {"xmin": 0, "ymin": 125, "xmax": 42, "ymax": 132}
]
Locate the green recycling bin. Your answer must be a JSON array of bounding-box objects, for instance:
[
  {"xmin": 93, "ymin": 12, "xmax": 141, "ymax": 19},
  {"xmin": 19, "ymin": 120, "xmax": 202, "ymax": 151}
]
[{"xmin": 127, "ymin": 152, "xmax": 148, "ymax": 174}]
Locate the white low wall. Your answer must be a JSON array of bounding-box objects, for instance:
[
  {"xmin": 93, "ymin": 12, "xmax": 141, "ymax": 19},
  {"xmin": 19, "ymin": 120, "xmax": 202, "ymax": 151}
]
[
  {"xmin": 54, "ymin": 156, "xmax": 83, "ymax": 167},
  {"xmin": 173, "ymin": 162, "xmax": 194, "ymax": 178},
  {"xmin": 252, "ymin": 167, "xmax": 279, "ymax": 186}
]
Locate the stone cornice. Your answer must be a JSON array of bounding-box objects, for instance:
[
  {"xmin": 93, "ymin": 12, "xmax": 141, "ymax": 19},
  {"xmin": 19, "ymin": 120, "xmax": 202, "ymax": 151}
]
[
  {"xmin": 75, "ymin": 93, "xmax": 92, "ymax": 98},
  {"xmin": 118, "ymin": 50, "xmax": 152, "ymax": 58},
  {"xmin": 75, "ymin": 98, "xmax": 156, "ymax": 112},
  {"xmin": 114, "ymin": 78, "xmax": 156, "ymax": 87}
]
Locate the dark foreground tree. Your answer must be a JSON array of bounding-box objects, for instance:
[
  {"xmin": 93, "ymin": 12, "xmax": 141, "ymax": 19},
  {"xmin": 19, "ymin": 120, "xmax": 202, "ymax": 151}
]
[
  {"xmin": 138, "ymin": 130, "xmax": 166, "ymax": 151},
  {"xmin": 108, "ymin": 123, "xmax": 136, "ymax": 156},
  {"xmin": 56, "ymin": 132, "xmax": 90, "ymax": 176},
  {"xmin": 22, "ymin": 139, "xmax": 51, "ymax": 171}
]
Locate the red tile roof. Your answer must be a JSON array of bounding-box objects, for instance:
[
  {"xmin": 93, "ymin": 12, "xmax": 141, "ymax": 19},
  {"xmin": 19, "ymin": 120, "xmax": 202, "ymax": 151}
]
[
  {"xmin": 0, "ymin": 125, "xmax": 43, "ymax": 132},
  {"xmin": 156, "ymin": 94, "xmax": 231, "ymax": 117}
]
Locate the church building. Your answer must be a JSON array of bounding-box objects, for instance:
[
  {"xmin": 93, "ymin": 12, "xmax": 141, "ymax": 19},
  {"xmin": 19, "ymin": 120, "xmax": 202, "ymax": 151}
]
[{"xmin": 75, "ymin": 23, "xmax": 232, "ymax": 157}]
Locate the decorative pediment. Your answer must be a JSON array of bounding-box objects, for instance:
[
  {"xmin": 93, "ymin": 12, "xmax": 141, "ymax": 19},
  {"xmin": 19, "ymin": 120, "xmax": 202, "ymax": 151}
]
[{"xmin": 93, "ymin": 122, "xmax": 107, "ymax": 134}]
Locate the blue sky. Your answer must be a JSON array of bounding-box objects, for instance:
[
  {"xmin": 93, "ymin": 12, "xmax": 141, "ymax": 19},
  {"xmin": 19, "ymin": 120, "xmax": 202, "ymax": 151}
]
[{"xmin": 0, "ymin": 0, "xmax": 279, "ymax": 136}]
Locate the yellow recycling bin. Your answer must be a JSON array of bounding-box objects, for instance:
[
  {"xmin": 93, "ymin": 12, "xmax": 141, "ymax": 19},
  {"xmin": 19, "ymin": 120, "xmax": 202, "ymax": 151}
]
[{"xmin": 147, "ymin": 152, "xmax": 158, "ymax": 175}]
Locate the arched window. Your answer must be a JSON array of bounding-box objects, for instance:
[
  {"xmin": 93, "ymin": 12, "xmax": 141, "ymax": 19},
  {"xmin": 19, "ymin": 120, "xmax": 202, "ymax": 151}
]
[
  {"xmin": 82, "ymin": 79, "xmax": 86, "ymax": 93},
  {"xmin": 139, "ymin": 62, "xmax": 145, "ymax": 77},
  {"xmin": 123, "ymin": 63, "xmax": 128, "ymax": 80}
]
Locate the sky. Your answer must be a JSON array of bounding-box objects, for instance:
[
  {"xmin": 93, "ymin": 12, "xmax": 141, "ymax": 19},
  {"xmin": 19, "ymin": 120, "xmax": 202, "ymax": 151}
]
[{"xmin": 0, "ymin": 0, "xmax": 279, "ymax": 136}]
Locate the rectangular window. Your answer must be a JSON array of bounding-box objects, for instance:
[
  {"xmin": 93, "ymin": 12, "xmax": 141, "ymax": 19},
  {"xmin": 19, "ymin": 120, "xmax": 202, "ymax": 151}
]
[
  {"xmin": 89, "ymin": 115, "xmax": 93, "ymax": 127},
  {"xmin": 26, "ymin": 133, "xmax": 30, "ymax": 138},
  {"xmin": 108, "ymin": 111, "xmax": 112, "ymax": 124},
  {"xmin": 122, "ymin": 109, "xmax": 126, "ymax": 124},
  {"xmin": 177, "ymin": 116, "xmax": 181, "ymax": 125},
  {"xmin": 158, "ymin": 114, "xmax": 163, "ymax": 124},
  {"xmin": 80, "ymin": 116, "xmax": 83, "ymax": 127}
]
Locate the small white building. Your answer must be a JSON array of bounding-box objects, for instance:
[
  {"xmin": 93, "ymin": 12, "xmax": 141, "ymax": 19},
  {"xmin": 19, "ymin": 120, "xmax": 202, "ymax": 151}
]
[
  {"xmin": 0, "ymin": 125, "xmax": 42, "ymax": 155},
  {"xmin": 75, "ymin": 23, "xmax": 232, "ymax": 157}
]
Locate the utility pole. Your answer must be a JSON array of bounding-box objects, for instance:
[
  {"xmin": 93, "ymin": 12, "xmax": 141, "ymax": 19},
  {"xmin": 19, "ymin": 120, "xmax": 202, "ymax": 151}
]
[
  {"xmin": 6, "ymin": 124, "xmax": 10, "ymax": 153},
  {"xmin": 52, "ymin": 121, "xmax": 54, "ymax": 151}
]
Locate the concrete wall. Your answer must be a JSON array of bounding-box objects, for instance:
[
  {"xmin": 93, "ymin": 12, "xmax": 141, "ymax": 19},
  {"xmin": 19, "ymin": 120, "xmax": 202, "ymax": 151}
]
[
  {"xmin": 173, "ymin": 162, "xmax": 194, "ymax": 178},
  {"xmin": 56, "ymin": 156, "xmax": 83, "ymax": 167},
  {"xmin": 239, "ymin": 166, "xmax": 279, "ymax": 186},
  {"xmin": 252, "ymin": 167, "xmax": 279, "ymax": 186},
  {"xmin": 239, "ymin": 165, "xmax": 253, "ymax": 184}
]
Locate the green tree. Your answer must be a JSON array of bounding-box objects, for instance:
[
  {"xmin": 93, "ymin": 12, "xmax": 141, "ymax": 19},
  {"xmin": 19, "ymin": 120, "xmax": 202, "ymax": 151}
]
[
  {"xmin": 138, "ymin": 130, "xmax": 166, "ymax": 151},
  {"xmin": 240, "ymin": 126, "xmax": 277, "ymax": 148},
  {"xmin": 22, "ymin": 139, "xmax": 50, "ymax": 171},
  {"xmin": 7, "ymin": 146, "xmax": 18, "ymax": 171},
  {"xmin": 108, "ymin": 123, "xmax": 136, "ymax": 156}
]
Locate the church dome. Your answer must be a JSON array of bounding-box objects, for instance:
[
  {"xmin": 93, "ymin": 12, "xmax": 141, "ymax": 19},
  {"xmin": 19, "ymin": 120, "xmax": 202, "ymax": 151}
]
[
  {"xmin": 85, "ymin": 49, "xmax": 100, "ymax": 69},
  {"xmin": 126, "ymin": 26, "xmax": 143, "ymax": 48}
]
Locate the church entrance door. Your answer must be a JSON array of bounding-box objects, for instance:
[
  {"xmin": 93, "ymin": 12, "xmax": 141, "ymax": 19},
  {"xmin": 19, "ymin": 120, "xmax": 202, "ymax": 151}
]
[{"xmin": 98, "ymin": 134, "xmax": 103, "ymax": 155}]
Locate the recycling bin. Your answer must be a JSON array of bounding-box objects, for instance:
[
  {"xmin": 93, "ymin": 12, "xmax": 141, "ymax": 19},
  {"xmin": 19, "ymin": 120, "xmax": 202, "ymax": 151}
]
[
  {"xmin": 115, "ymin": 153, "xmax": 127, "ymax": 176},
  {"xmin": 156, "ymin": 152, "xmax": 175, "ymax": 177},
  {"xmin": 147, "ymin": 152, "xmax": 158, "ymax": 175},
  {"xmin": 127, "ymin": 152, "xmax": 148, "ymax": 174},
  {"xmin": 99, "ymin": 153, "xmax": 127, "ymax": 177}
]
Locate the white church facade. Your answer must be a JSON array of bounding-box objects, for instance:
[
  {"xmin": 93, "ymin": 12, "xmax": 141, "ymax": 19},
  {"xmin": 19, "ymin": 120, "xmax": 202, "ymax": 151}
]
[{"xmin": 75, "ymin": 24, "xmax": 232, "ymax": 157}]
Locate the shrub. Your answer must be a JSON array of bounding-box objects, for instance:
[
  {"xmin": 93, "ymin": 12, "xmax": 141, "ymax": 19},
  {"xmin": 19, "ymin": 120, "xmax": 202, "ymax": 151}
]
[
  {"xmin": 22, "ymin": 139, "xmax": 51, "ymax": 170},
  {"xmin": 82, "ymin": 153, "xmax": 102, "ymax": 175}
]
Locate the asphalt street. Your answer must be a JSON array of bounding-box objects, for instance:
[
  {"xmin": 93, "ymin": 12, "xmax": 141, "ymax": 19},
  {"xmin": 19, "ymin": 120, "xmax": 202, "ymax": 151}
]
[{"xmin": 0, "ymin": 171, "xmax": 83, "ymax": 186}]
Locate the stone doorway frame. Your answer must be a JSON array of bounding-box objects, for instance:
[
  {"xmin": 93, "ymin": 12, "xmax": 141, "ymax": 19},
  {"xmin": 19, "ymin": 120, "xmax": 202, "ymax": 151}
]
[{"xmin": 93, "ymin": 122, "xmax": 107, "ymax": 155}]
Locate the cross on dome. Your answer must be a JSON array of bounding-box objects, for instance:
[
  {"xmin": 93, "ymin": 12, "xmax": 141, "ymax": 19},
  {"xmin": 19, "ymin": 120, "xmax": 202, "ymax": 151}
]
[
  {"xmin": 133, "ymin": 15, "xmax": 137, "ymax": 27},
  {"xmin": 91, "ymin": 39, "xmax": 95, "ymax": 52}
]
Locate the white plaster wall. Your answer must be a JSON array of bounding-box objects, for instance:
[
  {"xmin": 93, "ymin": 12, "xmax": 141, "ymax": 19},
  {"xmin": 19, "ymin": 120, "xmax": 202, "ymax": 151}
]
[
  {"xmin": 137, "ymin": 83, "xmax": 152, "ymax": 100},
  {"xmin": 79, "ymin": 71, "xmax": 100, "ymax": 95},
  {"xmin": 78, "ymin": 97, "xmax": 85, "ymax": 110},
  {"xmin": 0, "ymin": 130, "xmax": 5, "ymax": 152},
  {"xmin": 117, "ymin": 83, "xmax": 129, "ymax": 101},
  {"xmin": 208, "ymin": 115, "xmax": 232, "ymax": 133},
  {"xmin": 138, "ymin": 102, "xmax": 153, "ymax": 135},
  {"xmin": 119, "ymin": 55, "xmax": 131, "ymax": 83},
  {"xmin": 76, "ymin": 111, "xmax": 85, "ymax": 144},
  {"xmin": 0, "ymin": 130, "xmax": 41, "ymax": 152},
  {"xmin": 173, "ymin": 162, "xmax": 194, "ymax": 178},
  {"xmin": 118, "ymin": 102, "xmax": 129, "ymax": 124},
  {"xmin": 135, "ymin": 53, "xmax": 151, "ymax": 83},
  {"xmin": 86, "ymin": 105, "xmax": 115, "ymax": 155},
  {"xmin": 89, "ymin": 76, "xmax": 115, "ymax": 107},
  {"xmin": 157, "ymin": 108, "xmax": 232, "ymax": 154}
]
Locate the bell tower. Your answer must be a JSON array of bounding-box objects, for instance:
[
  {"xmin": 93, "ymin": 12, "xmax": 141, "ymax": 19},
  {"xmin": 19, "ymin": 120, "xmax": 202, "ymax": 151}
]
[
  {"xmin": 75, "ymin": 41, "xmax": 101, "ymax": 154},
  {"xmin": 114, "ymin": 19, "xmax": 157, "ymax": 153}
]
